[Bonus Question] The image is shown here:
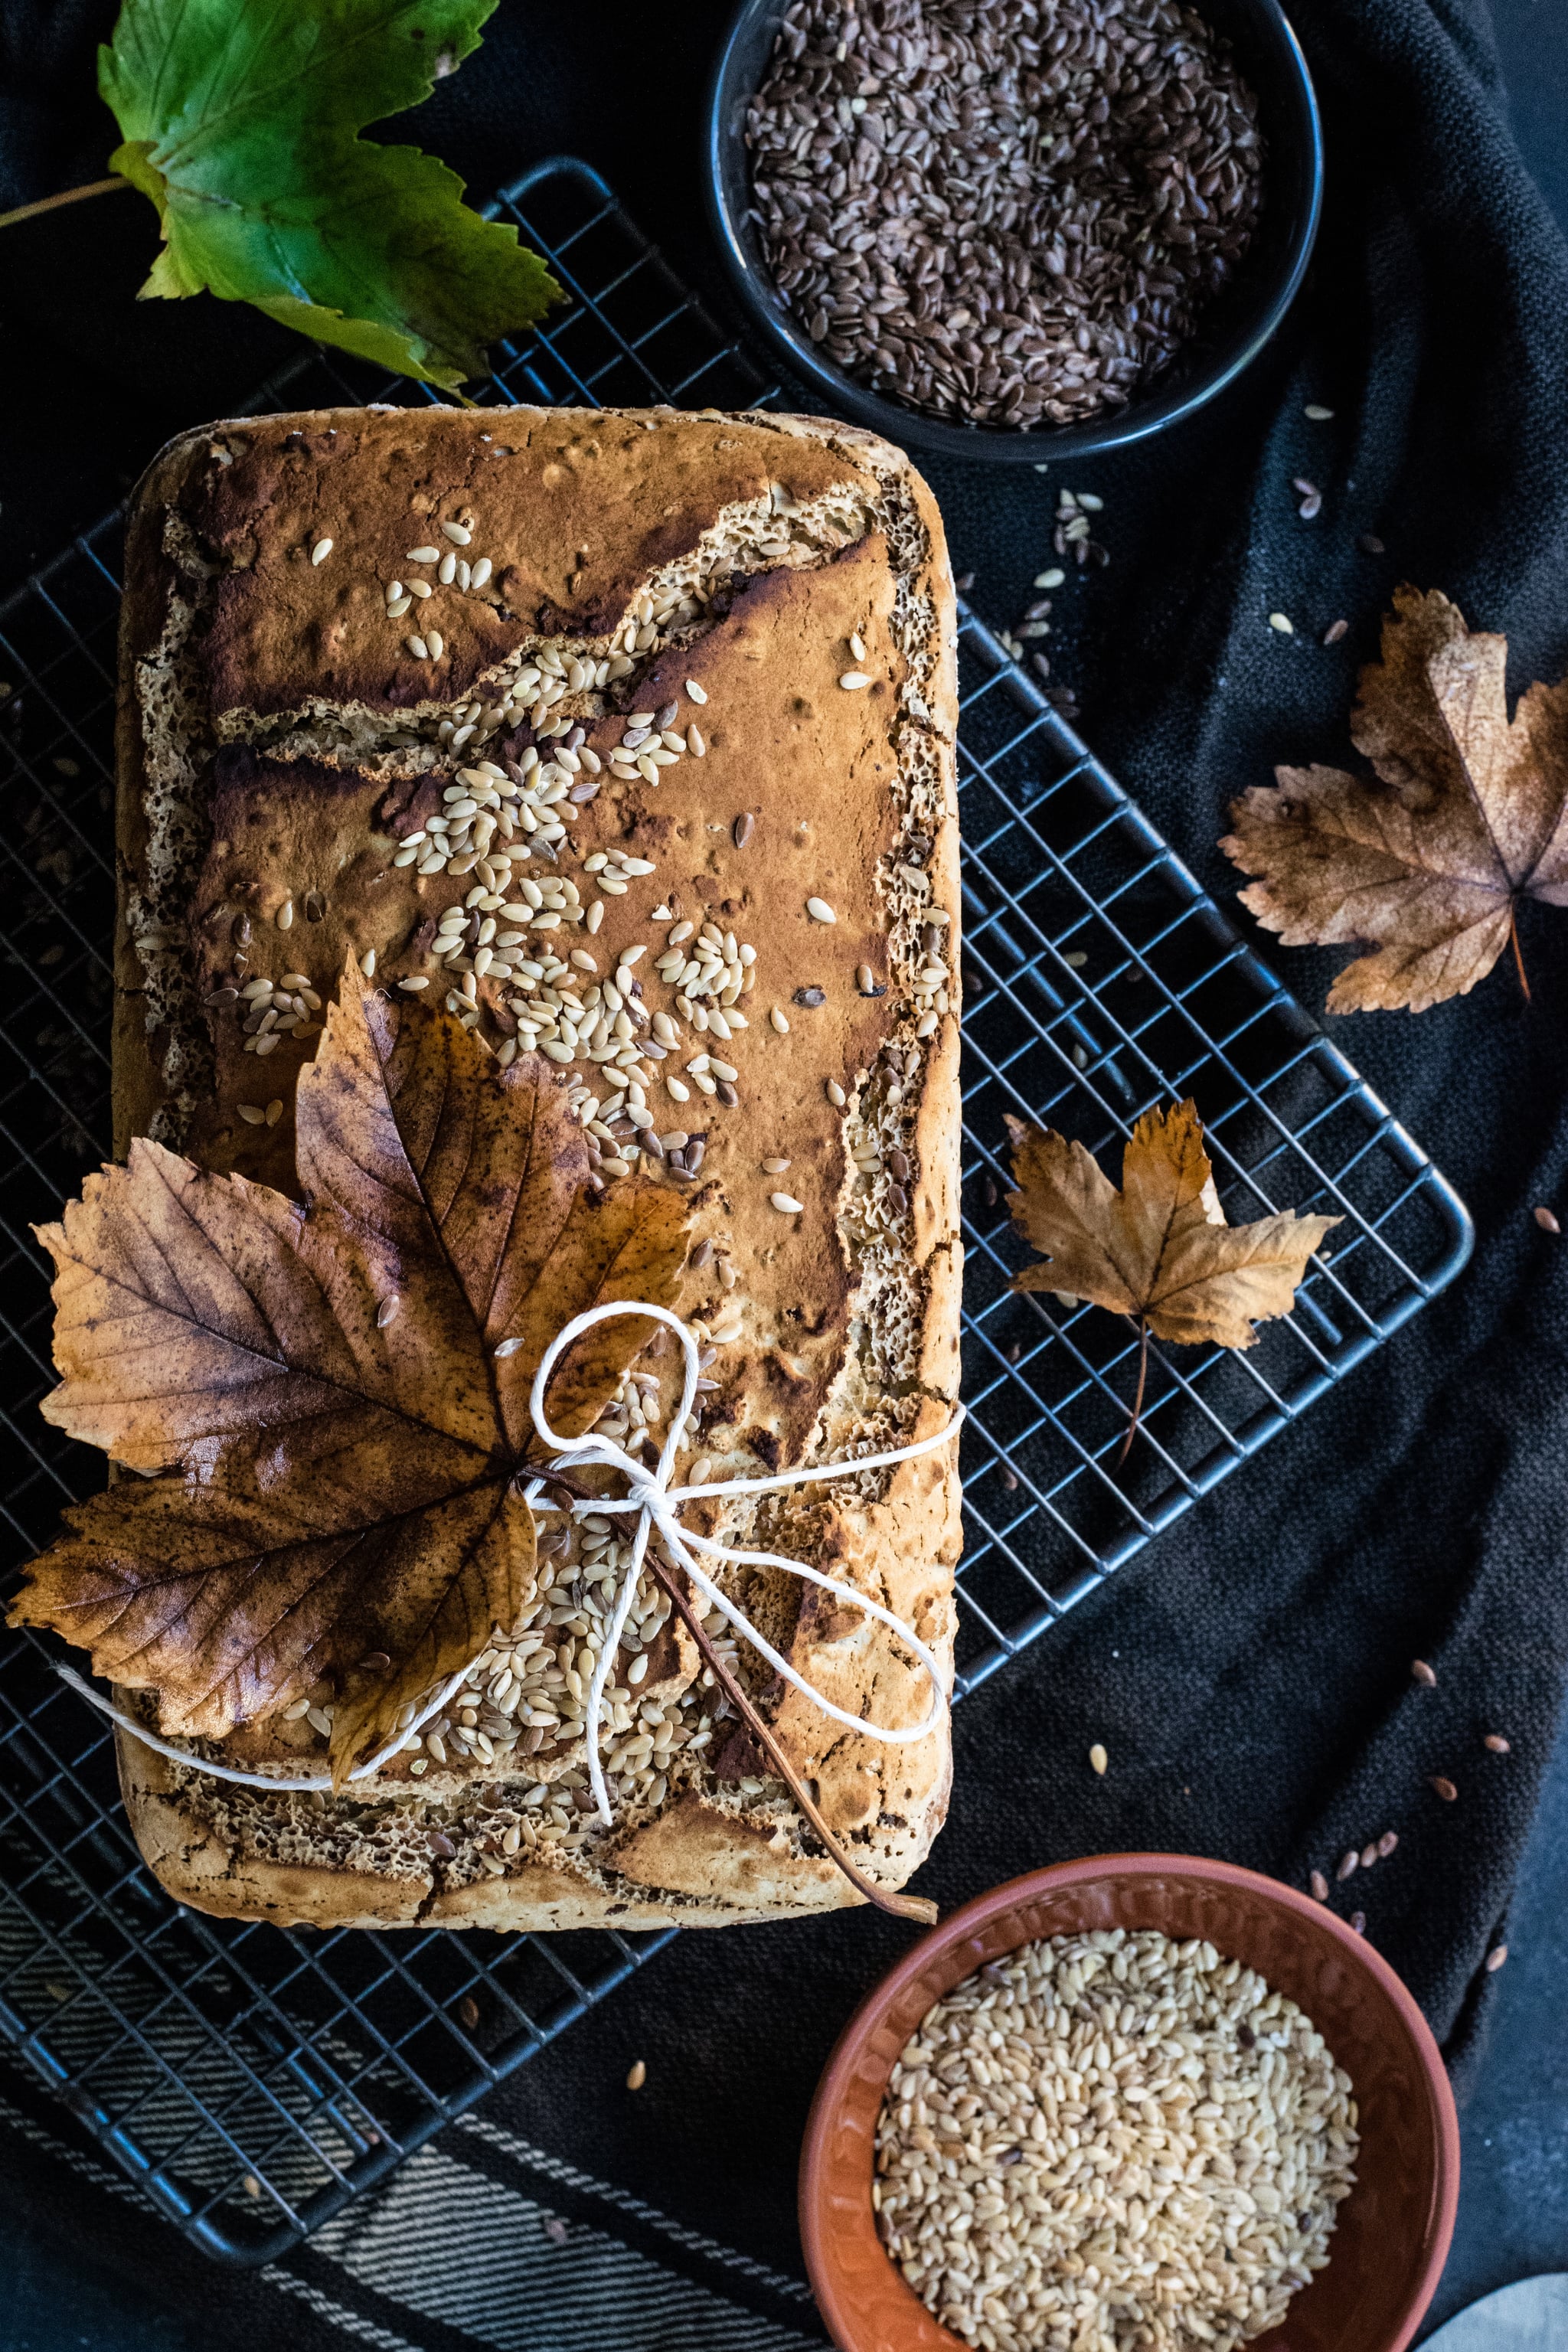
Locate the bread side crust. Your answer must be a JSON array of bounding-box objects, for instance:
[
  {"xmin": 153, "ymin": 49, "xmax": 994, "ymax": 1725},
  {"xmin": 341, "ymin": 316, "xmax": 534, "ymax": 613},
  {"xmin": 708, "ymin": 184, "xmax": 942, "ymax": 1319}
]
[{"xmin": 113, "ymin": 406, "xmax": 960, "ymax": 1931}]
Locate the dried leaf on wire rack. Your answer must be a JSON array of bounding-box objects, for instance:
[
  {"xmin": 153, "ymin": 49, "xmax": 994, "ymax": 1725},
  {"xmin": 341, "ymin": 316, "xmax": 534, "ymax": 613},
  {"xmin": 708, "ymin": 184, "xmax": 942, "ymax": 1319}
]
[
  {"xmin": 8, "ymin": 971, "xmax": 689, "ymax": 1787},
  {"xmin": 1005, "ymin": 1102, "xmax": 1338, "ymax": 1445},
  {"xmin": 1221, "ymin": 586, "xmax": 1568, "ymax": 1014}
]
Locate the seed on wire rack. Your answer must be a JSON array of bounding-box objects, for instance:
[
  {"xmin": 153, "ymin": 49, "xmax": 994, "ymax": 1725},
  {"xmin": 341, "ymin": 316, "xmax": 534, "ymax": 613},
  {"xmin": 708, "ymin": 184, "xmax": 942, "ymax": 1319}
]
[
  {"xmin": 456, "ymin": 1994, "xmax": 480, "ymax": 2028},
  {"xmin": 626, "ymin": 2059, "xmax": 648, "ymax": 2091},
  {"xmin": 1269, "ymin": 612, "xmax": 1295, "ymax": 635},
  {"xmin": 1485, "ymin": 1733, "xmax": 1511, "ymax": 1753},
  {"xmin": 1429, "ymin": 1775, "xmax": 1459, "ymax": 1802},
  {"xmin": 1377, "ymin": 1830, "xmax": 1400, "ymax": 1857},
  {"xmin": 1309, "ymin": 1870, "xmax": 1330, "ymax": 1902},
  {"xmin": 1486, "ymin": 1945, "xmax": 1509, "ymax": 1973},
  {"xmin": 1411, "ymin": 1658, "xmax": 1438, "ymax": 1687},
  {"xmin": 1534, "ymin": 1205, "xmax": 1561, "ymax": 1233},
  {"xmin": 1323, "ymin": 619, "xmax": 1350, "ymax": 646},
  {"xmin": 1358, "ymin": 533, "xmax": 1387, "ymax": 556},
  {"xmin": 1292, "ymin": 477, "xmax": 1322, "ymax": 519},
  {"xmin": 999, "ymin": 1465, "xmax": 1018, "ymax": 1492},
  {"xmin": 1088, "ymin": 1743, "xmax": 1108, "ymax": 1777},
  {"xmin": 1359, "ymin": 1841, "xmax": 1379, "ymax": 1870},
  {"xmin": 1336, "ymin": 1849, "xmax": 1358, "ymax": 1882},
  {"xmin": 1350, "ymin": 1912, "xmax": 1367, "ymax": 1936}
]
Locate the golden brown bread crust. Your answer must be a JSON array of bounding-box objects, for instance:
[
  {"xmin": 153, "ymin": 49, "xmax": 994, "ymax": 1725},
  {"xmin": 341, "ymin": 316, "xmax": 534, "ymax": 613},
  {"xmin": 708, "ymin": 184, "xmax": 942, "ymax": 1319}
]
[
  {"xmin": 114, "ymin": 404, "xmax": 961, "ymax": 1930},
  {"xmin": 178, "ymin": 408, "xmax": 861, "ymax": 720}
]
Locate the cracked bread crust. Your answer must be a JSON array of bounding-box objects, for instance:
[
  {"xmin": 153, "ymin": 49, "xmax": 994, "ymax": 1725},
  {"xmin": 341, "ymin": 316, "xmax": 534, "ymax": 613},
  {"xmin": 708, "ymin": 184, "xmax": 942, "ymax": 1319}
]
[{"xmin": 113, "ymin": 403, "xmax": 961, "ymax": 1929}]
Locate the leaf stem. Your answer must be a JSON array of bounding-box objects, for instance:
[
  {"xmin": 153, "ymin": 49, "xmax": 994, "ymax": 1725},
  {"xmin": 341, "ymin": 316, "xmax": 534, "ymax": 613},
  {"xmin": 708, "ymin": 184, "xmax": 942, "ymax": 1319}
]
[
  {"xmin": 0, "ymin": 178, "xmax": 131, "ymax": 232},
  {"xmin": 514, "ymin": 1460, "xmax": 599, "ymax": 1505},
  {"xmin": 643, "ymin": 1547, "xmax": 939, "ymax": 1929},
  {"xmin": 1509, "ymin": 905, "xmax": 1531, "ymax": 1002},
  {"xmin": 1118, "ymin": 1318, "xmax": 1151, "ymax": 1466}
]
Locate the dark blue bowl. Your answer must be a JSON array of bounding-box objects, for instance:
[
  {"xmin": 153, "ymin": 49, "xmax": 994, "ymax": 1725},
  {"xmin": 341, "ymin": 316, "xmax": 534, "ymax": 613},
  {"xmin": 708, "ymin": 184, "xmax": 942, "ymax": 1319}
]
[{"xmin": 705, "ymin": 0, "xmax": 1324, "ymax": 463}]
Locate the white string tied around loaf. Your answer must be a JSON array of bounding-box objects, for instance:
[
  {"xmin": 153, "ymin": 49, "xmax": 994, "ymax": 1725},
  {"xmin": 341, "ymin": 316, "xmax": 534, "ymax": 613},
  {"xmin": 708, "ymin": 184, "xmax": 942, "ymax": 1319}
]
[
  {"xmin": 528, "ymin": 1301, "xmax": 958, "ymax": 1825},
  {"xmin": 54, "ymin": 1301, "xmax": 961, "ymax": 1820}
]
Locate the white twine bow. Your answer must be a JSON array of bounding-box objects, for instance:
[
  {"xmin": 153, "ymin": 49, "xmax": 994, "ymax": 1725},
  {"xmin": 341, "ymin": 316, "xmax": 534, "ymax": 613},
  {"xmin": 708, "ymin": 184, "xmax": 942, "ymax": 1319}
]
[
  {"xmin": 56, "ymin": 1302, "xmax": 961, "ymax": 1820},
  {"xmin": 528, "ymin": 1301, "xmax": 958, "ymax": 1826}
]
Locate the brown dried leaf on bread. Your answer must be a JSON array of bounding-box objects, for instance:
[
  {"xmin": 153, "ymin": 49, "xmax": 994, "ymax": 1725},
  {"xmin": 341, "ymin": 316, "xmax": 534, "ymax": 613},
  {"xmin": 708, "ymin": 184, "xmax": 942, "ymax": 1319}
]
[{"xmin": 10, "ymin": 972, "xmax": 689, "ymax": 1786}]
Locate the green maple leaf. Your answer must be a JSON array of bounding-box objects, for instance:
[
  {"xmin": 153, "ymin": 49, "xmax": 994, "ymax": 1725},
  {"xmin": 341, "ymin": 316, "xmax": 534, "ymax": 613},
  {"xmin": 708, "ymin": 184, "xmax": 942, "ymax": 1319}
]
[{"xmin": 98, "ymin": 0, "xmax": 560, "ymax": 392}]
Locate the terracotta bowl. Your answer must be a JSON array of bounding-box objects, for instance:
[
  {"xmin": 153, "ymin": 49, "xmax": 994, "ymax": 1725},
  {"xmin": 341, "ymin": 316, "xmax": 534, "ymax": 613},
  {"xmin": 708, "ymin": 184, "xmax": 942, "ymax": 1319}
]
[{"xmin": 800, "ymin": 1855, "xmax": 1459, "ymax": 2352}]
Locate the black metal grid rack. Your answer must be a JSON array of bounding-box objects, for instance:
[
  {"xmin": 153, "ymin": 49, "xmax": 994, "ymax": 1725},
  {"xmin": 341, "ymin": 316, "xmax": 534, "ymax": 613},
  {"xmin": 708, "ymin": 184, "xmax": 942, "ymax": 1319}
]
[{"xmin": 0, "ymin": 157, "xmax": 1472, "ymax": 2262}]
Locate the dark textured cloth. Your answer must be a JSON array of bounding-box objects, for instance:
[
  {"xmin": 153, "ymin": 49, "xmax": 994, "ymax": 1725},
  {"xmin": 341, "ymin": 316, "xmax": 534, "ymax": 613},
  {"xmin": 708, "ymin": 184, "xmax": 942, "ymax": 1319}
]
[{"xmin": 2, "ymin": 0, "xmax": 1568, "ymax": 2315}]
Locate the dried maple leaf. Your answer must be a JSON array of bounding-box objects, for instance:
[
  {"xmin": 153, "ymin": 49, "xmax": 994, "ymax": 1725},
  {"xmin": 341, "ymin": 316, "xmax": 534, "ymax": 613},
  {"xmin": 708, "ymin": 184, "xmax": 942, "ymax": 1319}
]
[
  {"xmin": 9, "ymin": 972, "xmax": 690, "ymax": 1785},
  {"xmin": 1006, "ymin": 1099, "xmax": 1338, "ymax": 1361},
  {"xmin": 1221, "ymin": 586, "xmax": 1568, "ymax": 1013}
]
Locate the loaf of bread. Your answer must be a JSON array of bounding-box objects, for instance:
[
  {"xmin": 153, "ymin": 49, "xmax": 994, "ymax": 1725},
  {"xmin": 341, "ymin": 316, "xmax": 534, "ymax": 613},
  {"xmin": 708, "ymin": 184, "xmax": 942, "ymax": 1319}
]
[{"xmin": 111, "ymin": 403, "xmax": 962, "ymax": 1929}]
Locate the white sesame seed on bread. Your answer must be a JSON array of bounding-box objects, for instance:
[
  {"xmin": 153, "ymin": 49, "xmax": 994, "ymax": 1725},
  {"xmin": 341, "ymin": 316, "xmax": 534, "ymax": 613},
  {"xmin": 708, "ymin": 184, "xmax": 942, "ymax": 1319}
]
[{"xmin": 113, "ymin": 404, "xmax": 962, "ymax": 1929}]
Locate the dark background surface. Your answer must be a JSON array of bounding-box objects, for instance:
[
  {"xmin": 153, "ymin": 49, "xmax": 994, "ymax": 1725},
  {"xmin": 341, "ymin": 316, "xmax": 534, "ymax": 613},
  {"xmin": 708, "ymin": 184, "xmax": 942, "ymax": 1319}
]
[{"xmin": 2, "ymin": 0, "xmax": 1568, "ymax": 2344}]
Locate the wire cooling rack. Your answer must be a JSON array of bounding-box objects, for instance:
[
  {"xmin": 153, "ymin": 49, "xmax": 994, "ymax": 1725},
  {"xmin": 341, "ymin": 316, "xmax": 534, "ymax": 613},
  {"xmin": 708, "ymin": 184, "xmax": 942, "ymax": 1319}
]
[{"xmin": 0, "ymin": 156, "xmax": 1472, "ymax": 2262}]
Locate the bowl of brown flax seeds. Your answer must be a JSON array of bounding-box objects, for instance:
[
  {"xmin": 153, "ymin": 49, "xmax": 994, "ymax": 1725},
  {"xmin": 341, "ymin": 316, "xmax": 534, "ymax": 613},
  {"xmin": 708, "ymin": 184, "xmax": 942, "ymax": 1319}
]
[
  {"xmin": 799, "ymin": 1855, "xmax": 1459, "ymax": 2352},
  {"xmin": 707, "ymin": 0, "xmax": 1324, "ymax": 462}
]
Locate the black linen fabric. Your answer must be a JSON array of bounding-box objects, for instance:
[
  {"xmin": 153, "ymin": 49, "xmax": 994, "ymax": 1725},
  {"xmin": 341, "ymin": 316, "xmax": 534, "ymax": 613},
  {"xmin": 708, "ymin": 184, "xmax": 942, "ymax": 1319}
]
[{"xmin": 2, "ymin": 0, "xmax": 1566, "ymax": 2313}]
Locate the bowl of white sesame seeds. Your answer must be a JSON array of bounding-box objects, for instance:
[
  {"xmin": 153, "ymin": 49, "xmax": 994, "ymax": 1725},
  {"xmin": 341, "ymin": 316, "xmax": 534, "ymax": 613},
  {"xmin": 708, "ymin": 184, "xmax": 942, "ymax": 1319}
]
[
  {"xmin": 707, "ymin": 0, "xmax": 1323, "ymax": 461},
  {"xmin": 799, "ymin": 1855, "xmax": 1458, "ymax": 2352}
]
